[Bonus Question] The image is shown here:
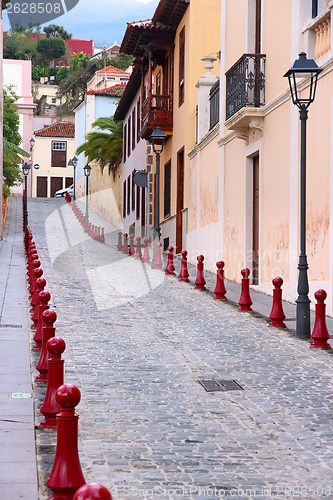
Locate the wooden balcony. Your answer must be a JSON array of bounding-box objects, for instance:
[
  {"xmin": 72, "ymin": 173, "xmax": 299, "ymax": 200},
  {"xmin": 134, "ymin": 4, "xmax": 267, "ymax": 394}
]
[{"xmin": 140, "ymin": 94, "xmax": 173, "ymax": 140}]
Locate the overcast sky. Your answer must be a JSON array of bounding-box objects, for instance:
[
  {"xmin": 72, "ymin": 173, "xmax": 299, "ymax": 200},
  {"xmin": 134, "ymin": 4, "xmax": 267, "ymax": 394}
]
[{"xmin": 3, "ymin": 0, "xmax": 160, "ymax": 47}]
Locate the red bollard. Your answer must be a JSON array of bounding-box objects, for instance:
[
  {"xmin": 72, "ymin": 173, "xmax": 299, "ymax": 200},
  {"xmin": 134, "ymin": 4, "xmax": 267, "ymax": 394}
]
[
  {"xmin": 97, "ymin": 227, "xmax": 101, "ymax": 242},
  {"xmin": 74, "ymin": 484, "xmax": 112, "ymax": 500},
  {"xmin": 29, "ymin": 265, "xmax": 42, "ymax": 298},
  {"xmin": 154, "ymin": 242, "xmax": 163, "ymax": 270},
  {"xmin": 269, "ymin": 277, "xmax": 286, "ymax": 327},
  {"xmin": 31, "ymin": 277, "xmax": 46, "ymax": 322},
  {"xmin": 195, "ymin": 255, "xmax": 206, "ymax": 290},
  {"xmin": 36, "ymin": 310, "xmax": 57, "ymax": 382},
  {"xmin": 33, "ymin": 290, "xmax": 50, "ymax": 349},
  {"xmin": 129, "ymin": 234, "xmax": 135, "ymax": 256},
  {"xmin": 214, "ymin": 261, "xmax": 227, "ymax": 300},
  {"xmin": 122, "ymin": 233, "xmax": 128, "ymax": 254},
  {"xmin": 100, "ymin": 227, "xmax": 105, "ymax": 244},
  {"xmin": 46, "ymin": 384, "xmax": 86, "ymax": 499},
  {"xmin": 135, "ymin": 237, "xmax": 142, "ymax": 260},
  {"xmin": 165, "ymin": 246, "xmax": 175, "ymax": 275},
  {"xmin": 117, "ymin": 231, "xmax": 122, "ymax": 251},
  {"xmin": 179, "ymin": 250, "xmax": 190, "ymax": 282},
  {"xmin": 238, "ymin": 268, "xmax": 253, "ymax": 312},
  {"xmin": 142, "ymin": 238, "xmax": 150, "ymax": 263},
  {"xmin": 311, "ymin": 290, "xmax": 331, "ymax": 349},
  {"xmin": 40, "ymin": 337, "xmax": 66, "ymax": 429}
]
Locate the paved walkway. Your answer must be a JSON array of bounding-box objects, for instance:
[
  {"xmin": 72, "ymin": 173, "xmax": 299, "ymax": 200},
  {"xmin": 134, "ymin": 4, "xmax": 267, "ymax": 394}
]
[
  {"xmin": 26, "ymin": 197, "xmax": 332, "ymax": 500},
  {"xmin": 0, "ymin": 197, "xmax": 38, "ymax": 499},
  {"xmin": 1, "ymin": 197, "xmax": 333, "ymax": 499}
]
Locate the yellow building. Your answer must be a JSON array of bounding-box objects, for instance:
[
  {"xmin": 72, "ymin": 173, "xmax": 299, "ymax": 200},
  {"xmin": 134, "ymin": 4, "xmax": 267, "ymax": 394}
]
[{"xmin": 116, "ymin": 0, "xmax": 221, "ymax": 251}]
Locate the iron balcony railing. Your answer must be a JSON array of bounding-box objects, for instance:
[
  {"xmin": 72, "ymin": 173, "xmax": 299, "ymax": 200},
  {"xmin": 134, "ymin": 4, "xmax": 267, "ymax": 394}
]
[
  {"xmin": 225, "ymin": 53, "xmax": 266, "ymax": 120},
  {"xmin": 209, "ymin": 79, "xmax": 220, "ymax": 130}
]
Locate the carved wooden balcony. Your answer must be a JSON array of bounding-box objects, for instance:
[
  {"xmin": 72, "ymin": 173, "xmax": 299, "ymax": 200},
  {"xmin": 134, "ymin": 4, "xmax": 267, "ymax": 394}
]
[{"xmin": 140, "ymin": 94, "xmax": 173, "ymax": 140}]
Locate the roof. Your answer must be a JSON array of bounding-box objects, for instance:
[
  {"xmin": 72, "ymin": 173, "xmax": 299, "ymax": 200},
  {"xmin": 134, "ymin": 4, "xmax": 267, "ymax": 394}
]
[
  {"xmin": 114, "ymin": 65, "xmax": 142, "ymax": 120},
  {"xmin": 86, "ymin": 84, "xmax": 127, "ymax": 97},
  {"xmin": 120, "ymin": 0, "xmax": 189, "ymax": 57},
  {"xmin": 96, "ymin": 65, "xmax": 130, "ymax": 77},
  {"xmin": 66, "ymin": 39, "xmax": 94, "ymax": 57},
  {"xmin": 34, "ymin": 121, "xmax": 75, "ymax": 138}
]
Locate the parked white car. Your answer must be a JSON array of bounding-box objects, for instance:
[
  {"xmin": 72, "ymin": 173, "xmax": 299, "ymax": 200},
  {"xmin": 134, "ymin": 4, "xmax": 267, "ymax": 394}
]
[{"xmin": 54, "ymin": 185, "xmax": 74, "ymax": 198}]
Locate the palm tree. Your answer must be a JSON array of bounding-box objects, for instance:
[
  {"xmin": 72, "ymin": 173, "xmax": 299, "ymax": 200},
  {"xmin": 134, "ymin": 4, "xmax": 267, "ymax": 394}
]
[{"xmin": 76, "ymin": 117, "xmax": 123, "ymax": 179}]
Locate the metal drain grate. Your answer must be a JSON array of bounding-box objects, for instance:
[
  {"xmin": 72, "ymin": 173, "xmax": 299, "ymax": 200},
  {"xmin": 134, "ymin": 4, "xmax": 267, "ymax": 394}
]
[{"xmin": 198, "ymin": 379, "xmax": 243, "ymax": 392}]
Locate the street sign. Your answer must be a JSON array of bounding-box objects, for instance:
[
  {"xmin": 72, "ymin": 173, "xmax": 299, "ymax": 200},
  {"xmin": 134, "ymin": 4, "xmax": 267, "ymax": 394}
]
[{"xmin": 133, "ymin": 170, "xmax": 148, "ymax": 187}]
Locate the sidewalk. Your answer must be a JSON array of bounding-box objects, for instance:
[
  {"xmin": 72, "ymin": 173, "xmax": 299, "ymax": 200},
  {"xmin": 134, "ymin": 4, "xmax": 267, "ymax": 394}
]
[{"xmin": 0, "ymin": 197, "xmax": 38, "ymax": 499}]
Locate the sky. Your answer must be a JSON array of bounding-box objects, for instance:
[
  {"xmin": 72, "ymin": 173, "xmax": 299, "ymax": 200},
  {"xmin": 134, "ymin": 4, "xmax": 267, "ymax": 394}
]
[{"xmin": 3, "ymin": 0, "xmax": 160, "ymax": 47}]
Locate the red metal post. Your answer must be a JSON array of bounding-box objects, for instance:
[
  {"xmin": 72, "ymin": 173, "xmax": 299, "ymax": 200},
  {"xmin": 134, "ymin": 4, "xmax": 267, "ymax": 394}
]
[
  {"xmin": 40, "ymin": 337, "xmax": 66, "ymax": 429},
  {"xmin": 46, "ymin": 384, "xmax": 86, "ymax": 499},
  {"xmin": 31, "ymin": 277, "xmax": 46, "ymax": 326},
  {"xmin": 74, "ymin": 483, "xmax": 112, "ymax": 500},
  {"xmin": 179, "ymin": 250, "xmax": 190, "ymax": 282},
  {"xmin": 122, "ymin": 233, "xmax": 128, "ymax": 254},
  {"xmin": 154, "ymin": 242, "xmax": 163, "ymax": 270},
  {"xmin": 214, "ymin": 261, "xmax": 227, "ymax": 300},
  {"xmin": 310, "ymin": 289, "xmax": 331, "ymax": 348},
  {"xmin": 269, "ymin": 277, "xmax": 286, "ymax": 327},
  {"xmin": 32, "ymin": 290, "xmax": 50, "ymax": 349},
  {"xmin": 100, "ymin": 227, "xmax": 105, "ymax": 244},
  {"xmin": 195, "ymin": 255, "xmax": 206, "ymax": 290},
  {"xmin": 129, "ymin": 234, "xmax": 135, "ymax": 256},
  {"xmin": 36, "ymin": 310, "xmax": 57, "ymax": 382},
  {"xmin": 238, "ymin": 268, "xmax": 253, "ymax": 312},
  {"xmin": 165, "ymin": 246, "xmax": 175, "ymax": 275},
  {"xmin": 117, "ymin": 231, "xmax": 122, "ymax": 251},
  {"xmin": 135, "ymin": 237, "xmax": 142, "ymax": 260},
  {"xmin": 142, "ymin": 238, "xmax": 150, "ymax": 263}
]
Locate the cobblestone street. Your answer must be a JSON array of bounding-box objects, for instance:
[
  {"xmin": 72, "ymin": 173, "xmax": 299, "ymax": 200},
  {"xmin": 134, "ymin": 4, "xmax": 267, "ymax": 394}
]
[{"xmin": 28, "ymin": 198, "xmax": 333, "ymax": 500}]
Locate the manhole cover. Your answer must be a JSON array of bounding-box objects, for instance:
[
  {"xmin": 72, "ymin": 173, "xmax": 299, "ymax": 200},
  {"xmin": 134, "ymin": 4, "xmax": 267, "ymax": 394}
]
[
  {"xmin": 10, "ymin": 393, "xmax": 32, "ymax": 399},
  {"xmin": 198, "ymin": 379, "xmax": 243, "ymax": 392}
]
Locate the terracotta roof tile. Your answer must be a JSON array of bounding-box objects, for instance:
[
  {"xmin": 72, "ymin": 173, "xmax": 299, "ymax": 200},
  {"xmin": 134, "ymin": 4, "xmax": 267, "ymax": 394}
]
[
  {"xmin": 96, "ymin": 65, "xmax": 130, "ymax": 77},
  {"xmin": 86, "ymin": 84, "xmax": 127, "ymax": 97},
  {"xmin": 35, "ymin": 121, "xmax": 75, "ymax": 138}
]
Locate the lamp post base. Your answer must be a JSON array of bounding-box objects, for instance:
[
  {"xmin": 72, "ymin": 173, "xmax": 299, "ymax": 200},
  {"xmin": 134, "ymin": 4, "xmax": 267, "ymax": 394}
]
[{"xmin": 296, "ymin": 254, "xmax": 311, "ymax": 339}]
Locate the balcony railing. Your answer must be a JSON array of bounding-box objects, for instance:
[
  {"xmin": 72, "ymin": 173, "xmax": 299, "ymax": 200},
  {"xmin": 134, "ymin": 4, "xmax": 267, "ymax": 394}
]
[
  {"xmin": 140, "ymin": 94, "xmax": 173, "ymax": 139},
  {"xmin": 209, "ymin": 79, "xmax": 220, "ymax": 130},
  {"xmin": 225, "ymin": 54, "xmax": 266, "ymax": 120}
]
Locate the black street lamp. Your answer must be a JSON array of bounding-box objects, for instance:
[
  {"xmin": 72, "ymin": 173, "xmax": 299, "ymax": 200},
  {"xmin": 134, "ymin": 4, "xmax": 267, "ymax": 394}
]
[
  {"xmin": 72, "ymin": 155, "xmax": 78, "ymax": 201},
  {"xmin": 150, "ymin": 127, "xmax": 167, "ymax": 268},
  {"xmin": 284, "ymin": 52, "xmax": 322, "ymax": 339},
  {"xmin": 22, "ymin": 162, "xmax": 31, "ymax": 230},
  {"xmin": 68, "ymin": 156, "xmax": 78, "ymax": 200},
  {"xmin": 83, "ymin": 163, "xmax": 91, "ymax": 232}
]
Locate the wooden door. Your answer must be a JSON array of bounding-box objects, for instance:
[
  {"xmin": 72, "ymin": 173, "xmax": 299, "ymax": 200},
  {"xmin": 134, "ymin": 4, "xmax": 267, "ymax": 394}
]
[
  {"xmin": 252, "ymin": 156, "xmax": 259, "ymax": 285},
  {"xmin": 176, "ymin": 148, "xmax": 184, "ymax": 254},
  {"xmin": 65, "ymin": 177, "xmax": 73, "ymax": 188},
  {"xmin": 51, "ymin": 177, "xmax": 63, "ymax": 197},
  {"xmin": 36, "ymin": 177, "xmax": 47, "ymax": 197}
]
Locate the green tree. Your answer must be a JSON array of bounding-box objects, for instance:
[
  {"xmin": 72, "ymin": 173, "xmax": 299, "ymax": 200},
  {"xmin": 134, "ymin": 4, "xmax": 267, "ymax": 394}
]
[
  {"xmin": 43, "ymin": 24, "xmax": 72, "ymax": 40},
  {"xmin": 3, "ymin": 86, "xmax": 29, "ymax": 188},
  {"xmin": 76, "ymin": 117, "xmax": 123, "ymax": 179},
  {"xmin": 36, "ymin": 36, "xmax": 66, "ymax": 66}
]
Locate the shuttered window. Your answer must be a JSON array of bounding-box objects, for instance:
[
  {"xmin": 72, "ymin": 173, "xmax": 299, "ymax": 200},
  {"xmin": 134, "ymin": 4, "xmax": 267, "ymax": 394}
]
[
  {"xmin": 51, "ymin": 141, "xmax": 67, "ymax": 167},
  {"xmin": 179, "ymin": 26, "xmax": 185, "ymax": 106}
]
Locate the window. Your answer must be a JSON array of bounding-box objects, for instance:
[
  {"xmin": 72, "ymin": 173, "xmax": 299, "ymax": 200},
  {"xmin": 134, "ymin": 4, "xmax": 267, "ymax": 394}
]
[
  {"xmin": 136, "ymin": 185, "xmax": 140, "ymax": 220},
  {"xmin": 123, "ymin": 124, "xmax": 127, "ymax": 162},
  {"xmin": 51, "ymin": 97, "xmax": 56, "ymax": 104},
  {"xmin": 137, "ymin": 98, "xmax": 141, "ymax": 143},
  {"xmin": 127, "ymin": 175, "xmax": 130, "ymax": 215},
  {"xmin": 51, "ymin": 141, "xmax": 67, "ymax": 167},
  {"xmin": 128, "ymin": 116, "xmax": 131, "ymax": 157},
  {"xmin": 123, "ymin": 180, "xmax": 126, "ymax": 218},
  {"xmin": 131, "ymin": 172, "xmax": 135, "ymax": 211},
  {"xmin": 179, "ymin": 26, "xmax": 185, "ymax": 106},
  {"xmin": 312, "ymin": 0, "xmax": 318, "ymax": 18},
  {"xmin": 156, "ymin": 71, "xmax": 161, "ymax": 95},
  {"xmin": 132, "ymin": 108, "xmax": 136, "ymax": 151},
  {"xmin": 164, "ymin": 160, "xmax": 171, "ymax": 218}
]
